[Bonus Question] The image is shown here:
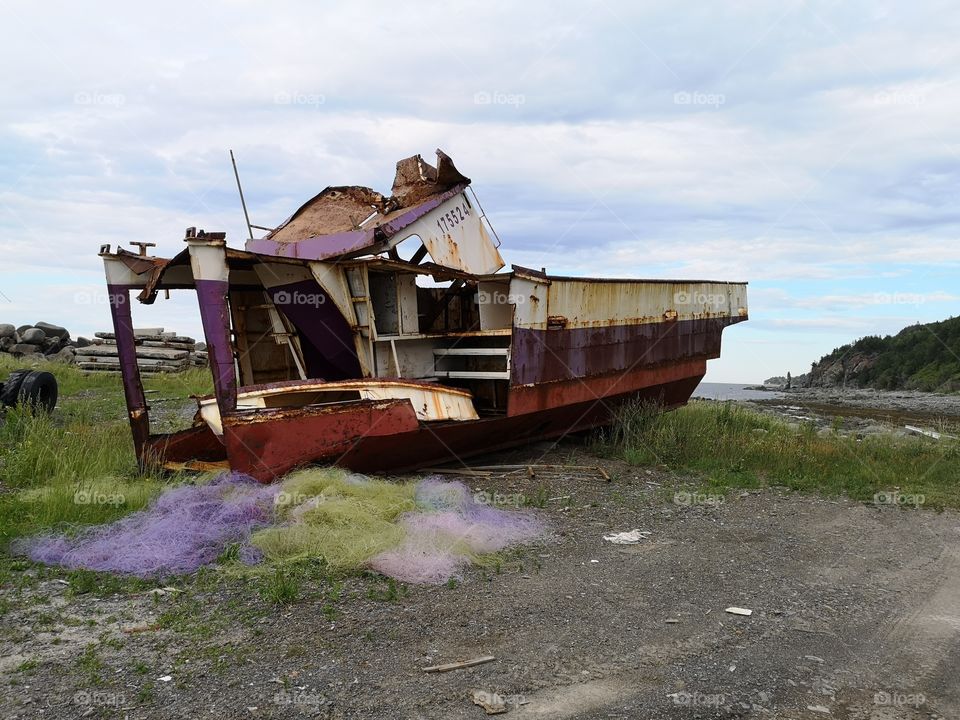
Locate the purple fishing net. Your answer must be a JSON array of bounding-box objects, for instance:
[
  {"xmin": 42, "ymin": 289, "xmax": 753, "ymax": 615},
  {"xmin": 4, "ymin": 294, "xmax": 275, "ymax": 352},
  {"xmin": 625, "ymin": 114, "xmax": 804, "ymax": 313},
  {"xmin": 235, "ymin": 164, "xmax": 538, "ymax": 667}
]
[
  {"xmin": 16, "ymin": 473, "xmax": 276, "ymax": 578},
  {"xmin": 368, "ymin": 477, "xmax": 546, "ymax": 584}
]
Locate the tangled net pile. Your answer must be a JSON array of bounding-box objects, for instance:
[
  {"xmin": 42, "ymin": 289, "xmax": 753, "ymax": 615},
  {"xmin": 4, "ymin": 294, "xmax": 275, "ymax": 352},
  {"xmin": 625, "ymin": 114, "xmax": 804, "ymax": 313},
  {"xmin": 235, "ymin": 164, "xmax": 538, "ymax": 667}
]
[
  {"xmin": 17, "ymin": 473, "xmax": 274, "ymax": 577},
  {"xmin": 17, "ymin": 469, "xmax": 546, "ymax": 584},
  {"xmin": 367, "ymin": 477, "xmax": 546, "ymax": 583}
]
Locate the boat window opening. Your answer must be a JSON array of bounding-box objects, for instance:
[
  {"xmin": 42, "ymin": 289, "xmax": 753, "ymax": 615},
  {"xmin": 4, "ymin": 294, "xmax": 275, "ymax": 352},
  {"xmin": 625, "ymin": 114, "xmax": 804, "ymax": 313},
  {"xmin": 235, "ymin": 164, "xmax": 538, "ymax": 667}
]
[
  {"xmin": 392, "ymin": 235, "xmax": 427, "ymax": 263},
  {"xmin": 228, "ymin": 286, "xmax": 305, "ymax": 386}
]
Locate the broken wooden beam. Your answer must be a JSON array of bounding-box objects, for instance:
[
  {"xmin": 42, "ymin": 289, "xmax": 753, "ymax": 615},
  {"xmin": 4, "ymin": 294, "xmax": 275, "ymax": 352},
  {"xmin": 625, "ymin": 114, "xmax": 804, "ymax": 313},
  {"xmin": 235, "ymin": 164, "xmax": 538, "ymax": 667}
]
[{"xmin": 421, "ymin": 655, "xmax": 496, "ymax": 673}]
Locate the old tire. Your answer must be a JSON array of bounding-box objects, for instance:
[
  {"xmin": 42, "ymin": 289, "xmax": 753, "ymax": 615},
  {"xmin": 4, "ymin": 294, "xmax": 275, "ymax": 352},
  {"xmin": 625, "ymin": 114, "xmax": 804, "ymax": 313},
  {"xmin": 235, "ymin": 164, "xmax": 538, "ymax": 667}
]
[
  {"xmin": 15, "ymin": 371, "xmax": 58, "ymax": 412},
  {"xmin": 0, "ymin": 370, "xmax": 31, "ymax": 407}
]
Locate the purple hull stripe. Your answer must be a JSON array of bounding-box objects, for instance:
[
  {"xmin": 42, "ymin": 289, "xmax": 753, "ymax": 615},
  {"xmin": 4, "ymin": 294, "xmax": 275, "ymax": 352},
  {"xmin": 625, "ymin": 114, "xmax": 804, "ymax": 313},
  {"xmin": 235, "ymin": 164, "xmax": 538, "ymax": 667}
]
[
  {"xmin": 195, "ymin": 279, "xmax": 237, "ymax": 414},
  {"xmin": 511, "ymin": 316, "xmax": 745, "ymax": 385},
  {"xmin": 106, "ymin": 285, "xmax": 149, "ymax": 454},
  {"xmin": 267, "ymin": 279, "xmax": 361, "ymax": 380},
  {"xmin": 246, "ymin": 229, "xmax": 376, "ymax": 260}
]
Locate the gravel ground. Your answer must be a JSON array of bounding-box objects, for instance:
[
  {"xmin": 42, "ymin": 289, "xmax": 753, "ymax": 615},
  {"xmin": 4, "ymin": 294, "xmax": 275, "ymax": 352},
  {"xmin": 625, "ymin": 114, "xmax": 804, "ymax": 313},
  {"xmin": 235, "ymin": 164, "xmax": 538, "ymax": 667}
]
[{"xmin": 1, "ymin": 442, "xmax": 958, "ymax": 720}]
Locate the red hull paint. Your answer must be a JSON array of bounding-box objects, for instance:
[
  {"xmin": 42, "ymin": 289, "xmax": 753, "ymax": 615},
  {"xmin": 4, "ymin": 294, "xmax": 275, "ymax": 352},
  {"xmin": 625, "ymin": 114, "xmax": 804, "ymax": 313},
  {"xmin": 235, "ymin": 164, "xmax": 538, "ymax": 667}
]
[
  {"xmin": 333, "ymin": 375, "xmax": 701, "ymax": 474},
  {"xmin": 143, "ymin": 424, "xmax": 227, "ymax": 465},
  {"xmin": 142, "ymin": 358, "xmax": 708, "ymax": 481},
  {"xmin": 222, "ymin": 399, "xmax": 420, "ymax": 482},
  {"xmin": 157, "ymin": 374, "xmax": 698, "ymax": 481},
  {"xmin": 508, "ymin": 357, "xmax": 706, "ymax": 415}
]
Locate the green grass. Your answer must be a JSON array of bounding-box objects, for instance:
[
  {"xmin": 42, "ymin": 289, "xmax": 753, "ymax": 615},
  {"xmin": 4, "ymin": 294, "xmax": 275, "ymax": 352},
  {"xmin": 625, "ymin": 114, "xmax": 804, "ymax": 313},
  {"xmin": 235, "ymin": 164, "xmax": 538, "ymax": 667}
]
[
  {"xmin": 259, "ymin": 568, "xmax": 300, "ymax": 605},
  {"xmin": 75, "ymin": 643, "xmax": 103, "ymax": 685},
  {"xmin": 0, "ymin": 356, "xmax": 211, "ymax": 548},
  {"xmin": 606, "ymin": 400, "xmax": 960, "ymax": 508}
]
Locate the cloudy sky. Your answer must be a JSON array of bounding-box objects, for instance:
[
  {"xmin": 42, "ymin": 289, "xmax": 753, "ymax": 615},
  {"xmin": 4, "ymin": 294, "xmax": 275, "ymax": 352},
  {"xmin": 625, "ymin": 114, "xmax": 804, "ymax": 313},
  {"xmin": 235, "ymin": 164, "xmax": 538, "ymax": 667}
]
[{"xmin": 2, "ymin": 0, "xmax": 958, "ymax": 382}]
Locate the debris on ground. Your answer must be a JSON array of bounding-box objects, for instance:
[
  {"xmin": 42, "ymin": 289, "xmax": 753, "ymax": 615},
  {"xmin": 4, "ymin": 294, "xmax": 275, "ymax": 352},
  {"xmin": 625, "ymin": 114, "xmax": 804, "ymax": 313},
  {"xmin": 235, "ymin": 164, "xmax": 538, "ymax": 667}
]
[
  {"xmin": 424, "ymin": 464, "xmax": 610, "ymax": 481},
  {"xmin": 470, "ymin": 689, "xmax": 508, "ymax": 714},
  {"xmin": 725, "ymin": 606, "xmax": 753, "ymax": 616},
  {"xmin": 422, "ymin": 656, "xmax": 497, "ymax": 673},
  {"xmin": 904, "ymin": 424, "xmax": 957, "ymax": 440},
  {"xmin": 602, "ymin": 529, "xmax": 651, "ymax": 544}
]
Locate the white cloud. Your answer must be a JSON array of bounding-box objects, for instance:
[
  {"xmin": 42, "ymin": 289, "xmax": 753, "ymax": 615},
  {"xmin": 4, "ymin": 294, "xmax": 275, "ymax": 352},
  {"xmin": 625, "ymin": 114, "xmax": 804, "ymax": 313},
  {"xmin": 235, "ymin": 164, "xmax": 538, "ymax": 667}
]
[{"xmin": 2, "ymin": 0, "xmax": 960, "ymax": 381}]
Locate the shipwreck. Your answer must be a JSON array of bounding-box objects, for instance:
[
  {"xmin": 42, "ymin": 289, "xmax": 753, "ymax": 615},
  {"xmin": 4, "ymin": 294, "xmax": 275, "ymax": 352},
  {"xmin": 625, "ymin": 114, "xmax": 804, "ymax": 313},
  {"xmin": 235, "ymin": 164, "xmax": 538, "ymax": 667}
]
[{"xmin": 99, "ymin": 150, "xmax": 748, "ymax": 481}]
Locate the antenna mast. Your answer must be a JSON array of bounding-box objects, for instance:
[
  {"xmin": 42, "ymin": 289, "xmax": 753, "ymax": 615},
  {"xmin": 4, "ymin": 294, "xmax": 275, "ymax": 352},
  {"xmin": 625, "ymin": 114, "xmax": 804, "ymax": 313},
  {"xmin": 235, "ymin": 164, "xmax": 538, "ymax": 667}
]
[{"xmin": 230, "ymin": 149, "xmax": 254, "ymax": 240}]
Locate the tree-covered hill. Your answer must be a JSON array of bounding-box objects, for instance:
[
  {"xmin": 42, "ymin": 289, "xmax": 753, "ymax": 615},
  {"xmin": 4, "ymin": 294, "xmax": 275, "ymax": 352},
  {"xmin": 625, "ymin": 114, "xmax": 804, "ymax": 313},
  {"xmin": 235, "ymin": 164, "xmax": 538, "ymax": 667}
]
[{"xmin": 802, "ymin": 316, "xmax": 960, "ymax": 392}]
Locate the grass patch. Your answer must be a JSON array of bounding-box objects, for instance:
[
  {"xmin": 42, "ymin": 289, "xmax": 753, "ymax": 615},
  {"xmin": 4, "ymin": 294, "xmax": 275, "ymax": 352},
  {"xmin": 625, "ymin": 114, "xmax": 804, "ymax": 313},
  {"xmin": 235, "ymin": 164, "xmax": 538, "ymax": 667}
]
[
  {"xmin": 259, "ymin": 568, "xmax": 300, "ymax": 605},
  {"xmin": 606, "ymin": 400, "xmax": 960, "ymax": 508},
  {"xmin": 0, "ymin": 357, "xmax": 211, "ymax": 548},
  {"xmin": 367, "ymin": 577, "xmax": 405, "ymax": 602},
  {"xmin": 75, "ymin": 643, "xmax": 103, "ymax": 685}
]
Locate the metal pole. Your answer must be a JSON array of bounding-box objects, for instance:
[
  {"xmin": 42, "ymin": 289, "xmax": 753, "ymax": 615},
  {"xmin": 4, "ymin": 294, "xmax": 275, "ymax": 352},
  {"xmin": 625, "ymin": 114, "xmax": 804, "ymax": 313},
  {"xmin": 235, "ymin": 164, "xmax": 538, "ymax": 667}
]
[{"xmin": 230, "ymin": 149, "xmax": 254, "ymax": 240}]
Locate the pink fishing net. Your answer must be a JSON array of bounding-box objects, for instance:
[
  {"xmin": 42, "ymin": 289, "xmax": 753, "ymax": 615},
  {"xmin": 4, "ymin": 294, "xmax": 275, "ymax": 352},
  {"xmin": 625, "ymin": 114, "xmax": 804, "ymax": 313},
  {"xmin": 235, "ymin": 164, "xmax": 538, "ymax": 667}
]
[
  {"xmin": 16, "ymin": 473, "xmax": 275, "ymax": 578},
  {"xmin": 368, "ymin": 477, "xmax": 546, "ymax": 584}
]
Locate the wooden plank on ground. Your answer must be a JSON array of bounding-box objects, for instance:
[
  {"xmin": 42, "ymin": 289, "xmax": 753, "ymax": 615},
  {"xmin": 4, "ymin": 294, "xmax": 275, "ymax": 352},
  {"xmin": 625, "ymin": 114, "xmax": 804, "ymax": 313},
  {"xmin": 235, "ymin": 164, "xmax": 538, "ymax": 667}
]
[{"xmin": 422, "ymin": 656, "xmax": 496, "ymax": 673}]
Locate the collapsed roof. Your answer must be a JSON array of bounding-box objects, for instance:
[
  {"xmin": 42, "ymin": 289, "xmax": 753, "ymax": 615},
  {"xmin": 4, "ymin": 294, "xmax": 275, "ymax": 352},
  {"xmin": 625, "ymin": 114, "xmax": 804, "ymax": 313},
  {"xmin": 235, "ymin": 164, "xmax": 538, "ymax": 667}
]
[{"xmin": 247, "ymin": 149, "xmax": 477, "ymax": 262}]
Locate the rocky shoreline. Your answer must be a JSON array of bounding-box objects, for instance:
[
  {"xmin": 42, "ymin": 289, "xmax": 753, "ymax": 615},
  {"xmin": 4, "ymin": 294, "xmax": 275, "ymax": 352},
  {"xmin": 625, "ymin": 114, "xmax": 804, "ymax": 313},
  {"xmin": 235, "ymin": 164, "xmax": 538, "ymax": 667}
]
[
  {"xmin": 738, "ymin": 386, "xmax": 960, "ymax": 439},
  {"xmin": 777, "ymin": 386, "xmax": 960, "ymax": 418}
]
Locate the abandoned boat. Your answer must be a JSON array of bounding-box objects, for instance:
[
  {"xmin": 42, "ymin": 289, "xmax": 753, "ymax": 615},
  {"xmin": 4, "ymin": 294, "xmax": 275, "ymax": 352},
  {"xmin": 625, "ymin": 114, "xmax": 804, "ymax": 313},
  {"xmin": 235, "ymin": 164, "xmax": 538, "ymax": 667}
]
[{"xmin": 100, "ymin": 150, "xmax": 748, "ymax": 481}]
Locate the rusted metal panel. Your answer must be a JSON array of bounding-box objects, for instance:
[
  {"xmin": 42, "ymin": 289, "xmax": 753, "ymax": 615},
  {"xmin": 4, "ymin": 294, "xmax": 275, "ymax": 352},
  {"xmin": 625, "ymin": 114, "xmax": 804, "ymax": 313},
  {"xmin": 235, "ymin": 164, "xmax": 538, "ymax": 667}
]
[
  {"xmin": 509, "ymin": 316, "xmax": 738, "ymax": 386},
  {"xmin": 222, "ymin": 399, "xmax": 420, "ymax": 481},
  {"xmin": 507, "ymin": 357, "xmax": 707, "ymax": 416},
  {"xmin": 326, "ymin": 376, "xmax": 701, "ymax": 473},
  {"xmin": 142, "ymin": 425, "xmax": 227, "ymax": 467},
  {"xmin": 197, "ymin": 378, "xmax": 478, "ymax": 435},
  {"xmin": 511, "ymin": 272, "xmax": 748, "ymax": 331},
  {"xmin": 395, "ymin": 192, "xmax": 504, "ymax": 275},
  {"xmin": 105, "ymin": 285, "xmax": 150, "ymax": 460}
]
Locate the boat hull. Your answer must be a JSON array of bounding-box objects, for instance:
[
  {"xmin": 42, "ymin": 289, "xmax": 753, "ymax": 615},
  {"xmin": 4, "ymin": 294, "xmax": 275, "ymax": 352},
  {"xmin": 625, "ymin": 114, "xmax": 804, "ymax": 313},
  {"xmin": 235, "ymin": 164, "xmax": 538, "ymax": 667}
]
[{"xmin": 145, "ymin": 361, "xmax": 703, "ymax": 481}]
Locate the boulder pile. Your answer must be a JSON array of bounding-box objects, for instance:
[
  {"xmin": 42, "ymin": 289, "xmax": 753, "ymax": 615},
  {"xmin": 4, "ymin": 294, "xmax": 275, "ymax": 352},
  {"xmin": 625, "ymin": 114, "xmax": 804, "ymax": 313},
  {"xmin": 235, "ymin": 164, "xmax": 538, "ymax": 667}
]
[
  {"xmin": 0, "ymin": 322, "xmax": 207, "ymax": 374},
  {"xmin": 0, "ymin": 322, "xmax": 82, "ymax": 364}
]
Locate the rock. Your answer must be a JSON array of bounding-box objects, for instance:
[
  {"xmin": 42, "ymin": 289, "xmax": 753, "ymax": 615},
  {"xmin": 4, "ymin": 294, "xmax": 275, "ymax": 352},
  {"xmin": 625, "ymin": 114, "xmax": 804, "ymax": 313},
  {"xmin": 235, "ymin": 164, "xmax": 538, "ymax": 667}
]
[
  {"xmin": 42, "ymin": 337, "xmax": 62, "ymax": 354},
  {"xmin": 471, "ymin": 690, "xmax": 507, "ymax": 715},
  {"xmin": 49, "ymin": 347, "xmax": 76, "ymax": 363},
  {"xmin": 34, "ymin": 322, "xmax": 69, "ymax": 341},
  {"xmin": 0, "ymin": 336, "xmax": 13, "ymax": 352},
  {"xmin": 21, "ymin": 328, "xmax": 46, "ymax": 344},
  {"xmin": 9, "ymin": 343, "xmax": 41, "ymax": 355},
  {"xmin": 75, "ymin": 336, "xmax": 92, "ymax": 348},
  {"xmin": 0, "ymin": 323, "xmax": 15, "ymax": 339},
  {"xmin": 195, "ymin": 341, "xmax": 207, "ymax": 351},
  {"xmin": 16, "ymin": 325, "xmax": 31, "ymax": 335}
]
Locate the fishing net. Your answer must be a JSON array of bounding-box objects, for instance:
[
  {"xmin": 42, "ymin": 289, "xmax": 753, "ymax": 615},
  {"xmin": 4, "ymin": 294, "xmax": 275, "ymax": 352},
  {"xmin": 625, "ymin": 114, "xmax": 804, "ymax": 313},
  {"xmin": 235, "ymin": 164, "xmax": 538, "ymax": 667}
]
[
  {"xmin": 249, "ymin": 469, "xmax": 415, "ymax": 571},
  {"xmin": 367, "ymin": 477, "xmax": 546, "ymax": 584},
  {"xmin": 16, "ymin": 473, "xmax": 275, "ymax": 578},
  {"xmin": 17, "ymin": 470, "xmax": 546, "ymax": 584}
]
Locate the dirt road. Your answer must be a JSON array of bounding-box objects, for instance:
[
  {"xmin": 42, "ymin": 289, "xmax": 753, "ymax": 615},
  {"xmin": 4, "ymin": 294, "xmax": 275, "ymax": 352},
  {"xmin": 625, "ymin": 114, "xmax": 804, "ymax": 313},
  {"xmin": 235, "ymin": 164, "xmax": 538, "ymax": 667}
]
[{"xmin": 2, "ymin": 445, "xmax": 958, "ymax": 719}]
